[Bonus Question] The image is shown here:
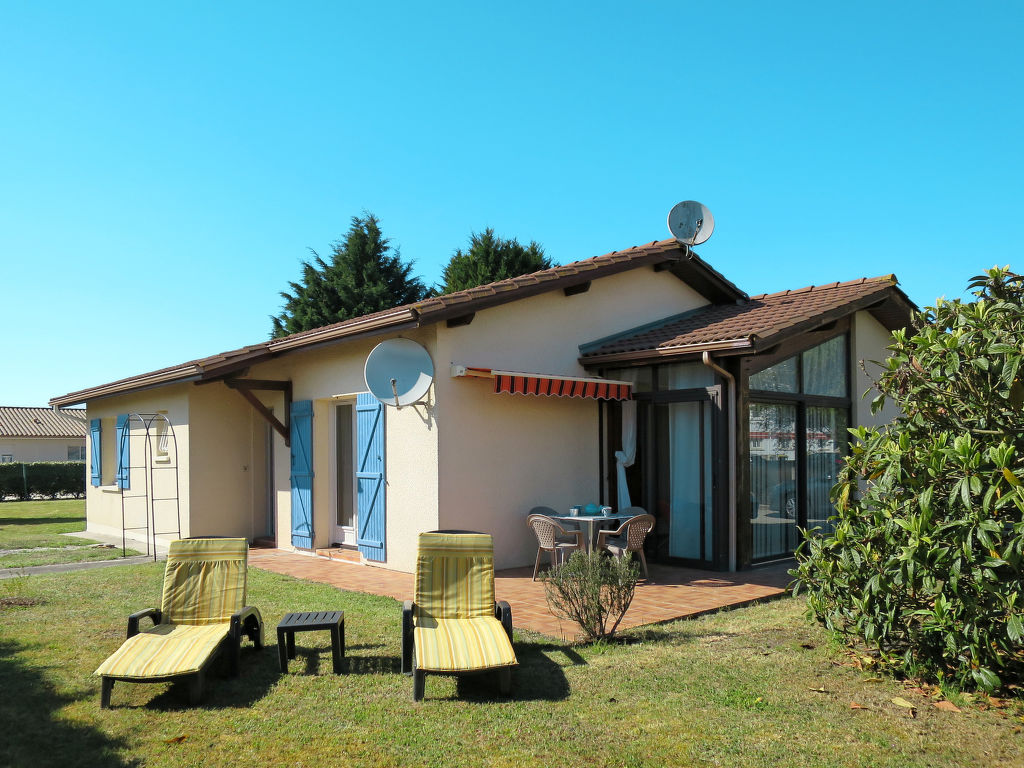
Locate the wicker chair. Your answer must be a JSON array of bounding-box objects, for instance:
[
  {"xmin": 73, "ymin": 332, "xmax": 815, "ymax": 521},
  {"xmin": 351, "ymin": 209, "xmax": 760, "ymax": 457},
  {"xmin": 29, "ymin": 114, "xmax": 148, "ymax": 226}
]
[
  {"xmin": 596, "ymin": 513, "xmax": 655, "ymax": 579},
  {"xmin": 526, "ymin": 512, "xmax": 585, "ymax": 581}
]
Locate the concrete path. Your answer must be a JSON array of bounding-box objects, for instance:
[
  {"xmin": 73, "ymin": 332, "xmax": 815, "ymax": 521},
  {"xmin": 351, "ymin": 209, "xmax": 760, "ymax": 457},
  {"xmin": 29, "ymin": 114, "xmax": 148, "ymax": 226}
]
[
  {"xmin": 0, "ymin": 529, "xmax": 165, "ymax": 579},
  {"xmin": 0, "ymin": 554, "xmax": 158, "ymax": 579}
]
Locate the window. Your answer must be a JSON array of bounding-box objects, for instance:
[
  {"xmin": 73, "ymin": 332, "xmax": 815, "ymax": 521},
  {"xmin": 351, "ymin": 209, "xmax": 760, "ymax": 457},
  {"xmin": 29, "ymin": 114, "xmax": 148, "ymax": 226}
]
[
  {"xmin": 749, "ymin": 357, "xmax": 797, "ymax": 392},
  {"xmin": 68, "ymin": 445, "xmax": 85, "ymax": 461},
  {"xmin": 748, "ymin": 335, "xmax": 850, "ymax": 561},
  {"xmin": 0, "ymin": 454, "xmax": 13, "ymax": 463},
  {"xmin": 750, "ymin": 336, "xmax": 847, "ymax": 397},
  {"xmin": 802, "ymin": 336, "xmax": 848, "ymax": 397}
]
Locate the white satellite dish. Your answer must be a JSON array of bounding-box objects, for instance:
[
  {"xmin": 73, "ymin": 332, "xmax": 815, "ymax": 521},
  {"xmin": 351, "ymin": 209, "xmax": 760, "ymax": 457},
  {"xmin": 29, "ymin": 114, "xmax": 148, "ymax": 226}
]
[
  {"xmin": 667, "ymin": 200, "xmax": 715, "ymax": 246},
  {"xmin": 364, "ymin": 338, "xmax": 434, "ymax": 408}
]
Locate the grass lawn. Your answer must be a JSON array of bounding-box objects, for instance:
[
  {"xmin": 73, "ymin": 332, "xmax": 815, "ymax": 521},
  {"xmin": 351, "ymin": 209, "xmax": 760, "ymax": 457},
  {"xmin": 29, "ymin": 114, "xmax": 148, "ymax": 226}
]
[
  {"xmin": 1, "ymin": 565, "xmax": 1021, "ymax": 768},
  {"xmin": 0, "ymin": 499, "xmax": 139, "ymax": 568}
]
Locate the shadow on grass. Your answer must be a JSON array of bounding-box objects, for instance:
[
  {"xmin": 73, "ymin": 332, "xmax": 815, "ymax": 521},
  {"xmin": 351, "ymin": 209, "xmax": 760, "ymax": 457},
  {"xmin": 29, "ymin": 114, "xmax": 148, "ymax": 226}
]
[
  {"xmin": 0, "ymin": 516, "xmax": 84, "ymax": 526},
  {"xmin": 124, "ymin": 646, "xmax": 277, "ymax": 712},
  {"xmin": 444, "ymin": 640, "xmax": 583, "ymax": 703},
  {"xmin": 285, "ymin": 645, "xmax": 403, "ymax": 676},
  {"xmin": 0, "ymin": 639, "xmax": 137, "ymax": 767}
]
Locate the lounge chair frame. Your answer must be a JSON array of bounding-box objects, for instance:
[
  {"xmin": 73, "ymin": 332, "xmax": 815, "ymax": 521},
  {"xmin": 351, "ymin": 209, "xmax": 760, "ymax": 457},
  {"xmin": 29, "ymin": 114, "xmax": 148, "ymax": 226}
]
[
  {"xmin": 97, "ymin": 539, "xmax": 264, "ymax": 708},
  {"xmin": 401, "ymin": 530, "xmax": 517, "ymax": 701}
]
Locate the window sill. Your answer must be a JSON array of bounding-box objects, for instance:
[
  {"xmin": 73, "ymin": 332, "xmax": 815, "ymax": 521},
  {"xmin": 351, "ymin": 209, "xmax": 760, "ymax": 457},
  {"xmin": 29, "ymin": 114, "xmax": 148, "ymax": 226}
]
[{"xmin": 99, "ymin": 485, "xmax": 122, "ymax": 494}]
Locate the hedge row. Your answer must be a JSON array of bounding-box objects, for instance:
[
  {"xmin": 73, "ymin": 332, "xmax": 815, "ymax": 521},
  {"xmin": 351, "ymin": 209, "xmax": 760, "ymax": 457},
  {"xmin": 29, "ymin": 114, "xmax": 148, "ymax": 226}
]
[{"xmin": 0, "ymin": 461, "xmax": 86, "ymax": 500}]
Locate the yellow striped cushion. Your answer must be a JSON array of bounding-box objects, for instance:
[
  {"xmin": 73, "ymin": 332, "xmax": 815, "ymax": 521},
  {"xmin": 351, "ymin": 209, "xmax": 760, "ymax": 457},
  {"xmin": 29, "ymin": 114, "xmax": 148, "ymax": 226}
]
[
  {"xmin": 414, "ymin": 533, "xmax": 495, "ymax": 620},
  {"xmin": 161, "ymin": 538, "xmax": 248, "ymax": 625},
  {"xmin": 95, "ymin": 623, "xmax": 230, "ymax": 678},
  {"xmin": 413, "ymin": 617, "xmax": 517, "ymax": 672}
]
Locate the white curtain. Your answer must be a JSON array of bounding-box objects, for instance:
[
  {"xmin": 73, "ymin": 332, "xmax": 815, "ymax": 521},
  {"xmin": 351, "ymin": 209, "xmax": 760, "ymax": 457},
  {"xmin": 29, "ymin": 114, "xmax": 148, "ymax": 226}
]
[{"xmin": 615, "ymin": 400, "xmax": 637, "ymax": 511}]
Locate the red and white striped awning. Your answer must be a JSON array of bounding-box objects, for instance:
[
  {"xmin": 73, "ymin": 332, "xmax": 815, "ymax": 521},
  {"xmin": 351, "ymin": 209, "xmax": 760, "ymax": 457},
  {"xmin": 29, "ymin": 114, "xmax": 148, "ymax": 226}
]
[{"xmin": 451, "ymin": 365, "xmax": 632, "ymax": 401}]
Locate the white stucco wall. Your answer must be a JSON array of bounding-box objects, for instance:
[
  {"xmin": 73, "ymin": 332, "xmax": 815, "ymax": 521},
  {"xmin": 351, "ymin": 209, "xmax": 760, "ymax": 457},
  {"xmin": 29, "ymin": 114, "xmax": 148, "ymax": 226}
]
[
  {"xmin": 248, "ymin": 326, "xmax": 441, "ymax": 572},
  {"xmin": 76, "ymin": 265, "xmax": 714, "ymax": 572},
  {"xmin": 83, "ymin": 386, "xmax": 191, "ymax": 550},
  {"xmin": 188, "ymin": 384, "xmax": 262, "ymax": 540},
  {"xmin": 0, "ymin": 438, "xmax": 85, "ymax": 463},
  {"xmin": 433, "ymin": 266, "xmax": 709, "ymax": 569},
  {"xmin": 851, "ymin": 310, "xmax": 902, "ymax": 429}
]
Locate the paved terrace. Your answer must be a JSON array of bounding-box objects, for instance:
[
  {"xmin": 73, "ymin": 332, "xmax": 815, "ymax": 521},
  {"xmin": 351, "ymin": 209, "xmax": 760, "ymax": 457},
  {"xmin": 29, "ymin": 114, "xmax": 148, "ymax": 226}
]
[{"xmin": 249, "ymin": 548, "xmax": 793, "ymax": 640}]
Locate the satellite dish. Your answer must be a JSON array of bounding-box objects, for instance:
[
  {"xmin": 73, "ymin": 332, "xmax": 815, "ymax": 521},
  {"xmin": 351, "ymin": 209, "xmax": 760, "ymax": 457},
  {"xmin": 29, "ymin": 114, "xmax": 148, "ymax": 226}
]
[
  {"xmin": 364, "ymin": 338, "xmax": 434, "ymax": 408},
  {"xmin": 667, "ymin": 200, "xmax": 715, "ymax": 246}
]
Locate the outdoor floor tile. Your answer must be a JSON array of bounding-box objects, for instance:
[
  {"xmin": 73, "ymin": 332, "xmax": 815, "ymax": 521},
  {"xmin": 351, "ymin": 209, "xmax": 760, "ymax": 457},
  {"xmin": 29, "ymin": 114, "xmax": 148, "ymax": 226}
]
[{"xmin": 249, "ymin": 549, "xmax": 791, "ymax": 638}]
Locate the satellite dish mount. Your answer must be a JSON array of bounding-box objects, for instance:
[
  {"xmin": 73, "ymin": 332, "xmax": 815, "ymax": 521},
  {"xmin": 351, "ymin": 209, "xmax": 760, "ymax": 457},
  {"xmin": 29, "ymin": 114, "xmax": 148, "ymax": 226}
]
[
  {"xmin": 667, "ymin": 200, "xmax": 715, "ymax": 247},
  {"xmin": 364, "ymin": 338, "xmax": 434, "ymax": 410}
]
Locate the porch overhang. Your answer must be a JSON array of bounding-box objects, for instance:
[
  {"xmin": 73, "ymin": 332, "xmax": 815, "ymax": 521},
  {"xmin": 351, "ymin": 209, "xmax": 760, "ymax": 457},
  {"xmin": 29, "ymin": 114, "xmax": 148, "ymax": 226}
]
[{"xmin": 450, "ymin": 365, "xmax": 632, "ymax": 401}]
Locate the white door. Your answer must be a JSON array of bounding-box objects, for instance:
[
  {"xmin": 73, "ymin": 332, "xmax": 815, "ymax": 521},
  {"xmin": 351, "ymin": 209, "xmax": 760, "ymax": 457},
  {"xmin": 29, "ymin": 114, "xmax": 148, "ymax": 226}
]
[{"xmin": 332, "ymin": 402, "xmax": 358, "ymax": 546}]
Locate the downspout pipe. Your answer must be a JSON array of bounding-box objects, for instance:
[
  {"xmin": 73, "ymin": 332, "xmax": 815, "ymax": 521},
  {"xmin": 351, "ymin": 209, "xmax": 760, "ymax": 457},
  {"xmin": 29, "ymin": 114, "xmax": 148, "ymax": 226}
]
[{"xmin": 702, "ymin": 351, "xmax": 737, "ymax": 571}]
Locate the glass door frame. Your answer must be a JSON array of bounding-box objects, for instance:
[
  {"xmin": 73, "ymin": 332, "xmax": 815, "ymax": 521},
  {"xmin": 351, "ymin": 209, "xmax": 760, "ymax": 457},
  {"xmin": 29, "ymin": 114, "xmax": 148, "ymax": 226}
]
[
  {"xmin": 746, "ymin": 392, "xmax": 851, "ymax": 562},
  {"xmin": 632, "ymin": 385, "xmax": 727, "ymax": 570},
  {"xmin": 330, "ymin": 401, "xmax": 358, "ymax": 547}
]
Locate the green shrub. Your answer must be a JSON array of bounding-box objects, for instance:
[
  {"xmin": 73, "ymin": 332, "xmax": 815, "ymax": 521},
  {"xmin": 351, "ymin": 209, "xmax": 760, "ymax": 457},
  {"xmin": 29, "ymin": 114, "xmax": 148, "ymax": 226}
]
[
  {"xmin": 542, "ymin": 551, "xmax": 639, "ymax": 640},
  {"xmin": 0, "ymin": 462, "xmax": 85, "ymax": 500},
  {"xmin": 792, "ymin": 267, "xmax": 1024, "ymax": 692}
]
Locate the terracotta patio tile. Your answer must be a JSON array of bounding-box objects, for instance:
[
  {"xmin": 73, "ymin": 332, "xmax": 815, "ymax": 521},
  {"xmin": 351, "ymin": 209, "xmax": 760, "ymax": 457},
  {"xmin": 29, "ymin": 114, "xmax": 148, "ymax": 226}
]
[{"xmin": 249, "ymin": 549, "xmax": 791, "ymax": 638}]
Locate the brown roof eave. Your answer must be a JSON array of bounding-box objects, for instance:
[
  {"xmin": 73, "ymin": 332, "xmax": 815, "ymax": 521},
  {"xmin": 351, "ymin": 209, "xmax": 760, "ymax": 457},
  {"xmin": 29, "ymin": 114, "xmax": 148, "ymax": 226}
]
[
  {"xmin": 580, "ymin": 338, "xmax": 754, "ymax": 368},
  {"xmin": 747, "ymin": 286, "xmax": 910, "ymax": 353},
  {"xmin": 267, "ymin": 308, "xmax": 420, "ymax": 352},
  {"xmin": 199, "ymin": 316, "xmax": 424, "ymax": 384},
  {"xmin": 418, "ymin": 253, "xmax": 680, "ymax": 325},
  {"xmin": 49, "ymin": 366, "xmax": 204, "ymax": 408}
]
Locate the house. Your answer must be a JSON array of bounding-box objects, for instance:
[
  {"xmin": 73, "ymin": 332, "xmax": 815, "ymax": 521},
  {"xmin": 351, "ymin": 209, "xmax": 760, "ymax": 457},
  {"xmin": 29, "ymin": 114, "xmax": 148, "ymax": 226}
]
[
  {"xmin": 49, "ymin": 237, "xmax": 913, "ymax": 572},
  {"xmin": 0, "ymin": 406, "xmax": 87, "ymax": 463}
]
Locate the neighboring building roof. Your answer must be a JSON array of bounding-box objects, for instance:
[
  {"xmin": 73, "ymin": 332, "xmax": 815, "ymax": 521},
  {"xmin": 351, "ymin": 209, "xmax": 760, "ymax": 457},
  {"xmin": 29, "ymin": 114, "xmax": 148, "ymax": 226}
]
[
  {"xmin": 49, "ymin": 239, "xmax": 741, "ymax": 407},
  {"xmin": 579, "ymin": 275, "xmax": 915, "ymax": 365},
  {"xmin": 0, "ymin": 407, "xmax": 87, "ymax": 438}
]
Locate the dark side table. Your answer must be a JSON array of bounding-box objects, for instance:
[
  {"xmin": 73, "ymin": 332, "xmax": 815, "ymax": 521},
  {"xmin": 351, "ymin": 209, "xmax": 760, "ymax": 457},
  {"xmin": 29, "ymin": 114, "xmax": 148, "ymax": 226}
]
[{"xmin": 277, "ymin": 611, "xmax": 345, "ymax": 674}]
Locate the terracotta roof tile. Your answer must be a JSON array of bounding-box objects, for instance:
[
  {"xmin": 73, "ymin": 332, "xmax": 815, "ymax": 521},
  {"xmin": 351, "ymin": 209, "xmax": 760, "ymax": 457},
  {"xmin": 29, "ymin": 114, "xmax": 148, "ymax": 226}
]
[
  {"xmin": 0, "ymin": 407, "xmax": 87, "ymax": 438},
  {"xmin": 581, "ymin": 275, "xmax": 909, "ymax": 361}
]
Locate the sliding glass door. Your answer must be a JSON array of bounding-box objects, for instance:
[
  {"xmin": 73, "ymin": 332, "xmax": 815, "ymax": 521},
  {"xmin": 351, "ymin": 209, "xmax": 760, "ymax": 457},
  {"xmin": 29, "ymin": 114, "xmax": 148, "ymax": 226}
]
[
  {"xmin": 654, "ymin": 398, "xmax": 716, "ymax": 562},
  {"xmin": 749, "ymin": 403, "xmax": 798, "ymax": 560}
]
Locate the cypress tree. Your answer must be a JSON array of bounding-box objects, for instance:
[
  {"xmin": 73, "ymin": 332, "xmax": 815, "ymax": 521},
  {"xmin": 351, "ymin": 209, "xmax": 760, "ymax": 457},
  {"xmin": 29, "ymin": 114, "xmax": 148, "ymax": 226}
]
[{"xmin": 271, "ymin": 214, "xmax": 427, "ymax": 338}]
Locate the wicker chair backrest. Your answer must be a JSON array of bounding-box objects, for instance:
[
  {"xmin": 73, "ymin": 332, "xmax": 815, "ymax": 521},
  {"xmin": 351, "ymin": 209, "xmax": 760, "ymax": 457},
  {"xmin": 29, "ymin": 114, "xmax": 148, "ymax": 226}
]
[
  {"xmin": 623, "ymin": 514, "xmax": 655, "ymax": 551},
  {"xmin": 526, "ymin": 514, "xmax": 567, "ymax": 550}
]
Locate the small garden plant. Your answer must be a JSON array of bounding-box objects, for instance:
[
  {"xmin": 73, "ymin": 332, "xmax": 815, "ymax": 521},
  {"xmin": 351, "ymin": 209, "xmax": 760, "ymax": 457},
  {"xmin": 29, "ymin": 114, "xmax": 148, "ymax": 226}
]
[
  {"xmin": 793, "ymin": 267, "xmax": 1024, "ymax": 692},
  {"xmin": 542, "ymin": 551, "xmax": 639, "ymax": 640}
]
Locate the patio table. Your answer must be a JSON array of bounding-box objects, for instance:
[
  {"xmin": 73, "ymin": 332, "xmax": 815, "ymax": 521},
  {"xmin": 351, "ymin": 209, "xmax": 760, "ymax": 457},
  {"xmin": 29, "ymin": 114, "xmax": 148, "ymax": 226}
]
[{"xmin": 552, "ymin": 511, "xmax": 635, "ymax": 552}]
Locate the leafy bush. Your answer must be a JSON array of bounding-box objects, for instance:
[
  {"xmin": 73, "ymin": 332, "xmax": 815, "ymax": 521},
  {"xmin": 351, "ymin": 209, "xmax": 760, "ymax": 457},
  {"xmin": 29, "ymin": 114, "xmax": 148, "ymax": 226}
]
[
  {"xmin": 542, "ymin": 551, "xmax": 638, "ymax": 640},
  {"xmin": 0, "ymin": 462, "xmax": 86, "ymax": 500},
  {"xmin": 792, "ymin": 267, "xmax": 1024, "ymax": 692}
]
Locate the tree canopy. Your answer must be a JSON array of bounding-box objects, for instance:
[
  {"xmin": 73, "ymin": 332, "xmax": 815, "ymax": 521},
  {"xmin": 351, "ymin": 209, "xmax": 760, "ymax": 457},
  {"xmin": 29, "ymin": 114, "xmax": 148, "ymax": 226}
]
[
  {"xmin": 792, "ymin": 267, "xmax": 1024, "ymax": 692},
  {"xmin": 439, "ymin": 228, "xmax": 552, "ymax": 294},
  {"xmin": 270, "ymin": 214, "xmax": 428, "ymax": 338}
]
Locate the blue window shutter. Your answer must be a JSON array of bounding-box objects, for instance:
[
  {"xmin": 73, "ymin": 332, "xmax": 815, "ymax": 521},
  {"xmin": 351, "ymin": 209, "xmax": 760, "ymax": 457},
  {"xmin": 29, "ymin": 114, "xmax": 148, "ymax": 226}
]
[
  {"xmin": 115, "ymin": 414, "xmax": 130, "ymax": 490},
  {"xmin": 89, "ymin": 419, "xmax": 102, "ymax": 487},
  {"xmin": 356, "ymin": 393, "xmax": 386, "ymax": 561},
  {"xmin": 290, "ymin": 400, "xmax": 314, "ymax": 548}
]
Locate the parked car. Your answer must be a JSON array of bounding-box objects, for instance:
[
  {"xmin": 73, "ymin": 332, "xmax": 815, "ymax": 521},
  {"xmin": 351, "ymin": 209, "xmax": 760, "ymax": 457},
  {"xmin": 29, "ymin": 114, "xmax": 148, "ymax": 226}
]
[{"xmin": 762, "ymin": 452, "xmax": 844, "ymax": 519}]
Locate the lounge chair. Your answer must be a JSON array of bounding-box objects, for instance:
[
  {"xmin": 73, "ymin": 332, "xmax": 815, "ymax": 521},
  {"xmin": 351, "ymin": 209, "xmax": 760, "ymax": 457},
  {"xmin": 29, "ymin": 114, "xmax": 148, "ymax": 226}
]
[
  {"xmin": 401, "ymin": 531, "xmax": 517, "ymax": 701},
  {"xmin": 95, "ymin": 538, "xmax": 264, "ymax": 708}
]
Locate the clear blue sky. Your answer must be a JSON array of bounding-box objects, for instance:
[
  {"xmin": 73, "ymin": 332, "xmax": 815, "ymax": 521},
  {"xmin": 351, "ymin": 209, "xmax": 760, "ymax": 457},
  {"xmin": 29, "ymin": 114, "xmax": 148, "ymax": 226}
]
[{"xmin": 3, "ymin": 2, "xmax": 1022, "ymax": 406}]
